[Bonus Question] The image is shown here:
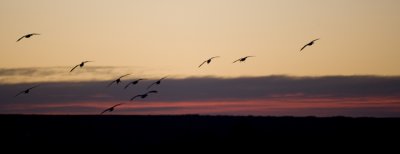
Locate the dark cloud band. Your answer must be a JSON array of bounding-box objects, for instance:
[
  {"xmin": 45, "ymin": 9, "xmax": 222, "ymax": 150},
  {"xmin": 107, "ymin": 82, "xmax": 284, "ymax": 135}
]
[{"xmin": 2, "ymin": 75, "xmax": 400, "ymax": 104}]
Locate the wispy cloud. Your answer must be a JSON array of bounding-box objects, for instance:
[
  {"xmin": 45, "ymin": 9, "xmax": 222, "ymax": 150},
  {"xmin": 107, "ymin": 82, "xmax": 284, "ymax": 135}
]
[
  {"xmin": 0, "ymin": 66, "xmax": 151, "ymax": 84},
  {"xmin": 1, "ymin": 75, "xmax": 400, "ymax": 116}
]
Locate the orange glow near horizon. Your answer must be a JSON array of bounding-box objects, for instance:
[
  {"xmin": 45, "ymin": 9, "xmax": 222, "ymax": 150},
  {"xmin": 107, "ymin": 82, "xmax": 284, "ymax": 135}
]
[{"xmin": 4, "ymin": 96, "xmax": 400, "ymax": 117}]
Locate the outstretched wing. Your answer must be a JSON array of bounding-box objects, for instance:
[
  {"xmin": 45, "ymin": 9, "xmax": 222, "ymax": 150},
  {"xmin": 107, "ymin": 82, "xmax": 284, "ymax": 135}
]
[
  {"xmin": 113, "ymin": 103, "xmax": 124, "ymax": 108},
  {"xmin": 69, "ymin": 64, "xmax": 79, "ymax": 72},
  {"xmin": 198, "ymin": 60, "xmax": 207, "ymax": 68},
  {"xmin": 130, "ymin": 95, "xmax": 141, "ymax": 101},
  {"xmin": 16, "ymin": 35, "xmax": 25, "ymax": 42},
  {"xmin": 100, "ymin": 108, "xmax": 110, "ymax": 115},
  {"xmin": 14, "ymin": 91, "xmax": 24, "ymax": 97},
  {"xmin": 301, "ymin": 39, "xmax": 319, "ymax": 51},
  {"xmin": 101, "ymin": 103, "xmax": 124, "ymax": 114},
  {"xmin": 300, "ymin": 44, "xmax": 308, "ymax": 51},
  {"xmin": 160, "ymin": 76, "xmax": 167, "ymax": 80},
  {"xmin": 28, "ymin": 85, "xmax": 39, "ymax": 90},
  {"xmin": 210, "ymin": 56, "xmax": 220, "ymax": 59},
  {"xmin": 119, "ymin": 74, "xmax": 130, "ymax": 79},
  {"xmin": 83, "ymin": 61, "xmax": 92, "ymax": 64},
  {"xmin": 147, "ymin": 90, "xmax": 158, "ymax": 94},
  {"xmin": 136, "ymin": 79, "xmax": 145, "ymax": 82},
  {"xmin": 233, "ymin": 58, "xmax": 241, "ymax": 63},
  {"xmin": 147, "ymin": 82, "xmax": 156, "ymax": 90},
  {"xmin": 124, "ymin": 82, "xmax": 132, "ymax": 89}
]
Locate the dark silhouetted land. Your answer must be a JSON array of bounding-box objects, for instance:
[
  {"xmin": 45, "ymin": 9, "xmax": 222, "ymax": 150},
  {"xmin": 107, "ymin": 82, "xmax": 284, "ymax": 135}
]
[{"xmin": 1, "ymin": 115, "xmax": 399, "ymax": 152}]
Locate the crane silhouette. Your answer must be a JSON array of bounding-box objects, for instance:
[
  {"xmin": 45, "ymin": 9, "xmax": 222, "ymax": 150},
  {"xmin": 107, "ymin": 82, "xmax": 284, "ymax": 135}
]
[
  {"xmin": 198, "ymin": 56, "xmax": 220, "ymax": 68},
  {"xmin": 70, "ymin": 61, "xmax": 92, "ymax": 72},
  {"xmin": 100, "ymin": 103, "xmax": 125, "ymax": 115},
  {"xmin": 300, "ymin": 38, "xmax": 320, "ymax": 51},
  {"xmin": 15, "ymin": 85, "xmax": 39, "ymax": 97},
  {"xmin": 130, "ymin": 90, "xmax": 158, "ymax": 101},
  {"xmin": 147, "ymin": 77, "xmax": 167, "ymax": 90},
  {"xmin": 17, "ymin": 33, "xmax": 40, "ymax": 42},
  {"xmin": 107, "ymin": 74, "xmax": 130, "ymax": 87},
  {"xmin": 124, "ymin": 79, "xmax": 145, "ymax": 89},
  {"xmin": 233, "ymin": 56, "xmax": 255, "ymax": 63}
]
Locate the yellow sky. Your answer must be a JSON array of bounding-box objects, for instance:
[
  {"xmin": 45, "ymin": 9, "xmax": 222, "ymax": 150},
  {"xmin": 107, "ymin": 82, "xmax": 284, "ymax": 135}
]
[{"xmin": 1, "ymin": 0, "xmax": 400, "ymax": 79}]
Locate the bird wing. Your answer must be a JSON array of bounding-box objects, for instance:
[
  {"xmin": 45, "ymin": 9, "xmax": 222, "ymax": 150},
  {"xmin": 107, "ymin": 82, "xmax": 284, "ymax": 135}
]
[
  {"xmin": 113, "ymin": 103, "xmax": 124, "ymax": 108},
  {"xmin": 100, "ymin": 108, "xmax": 110, "ymax": 115},
  {"xmin": 199, "ymin": 57, "xmax": 219, "ymax": 67},
  {"xmin": 198, "ymin": 61, "xmax": 207, "ymax": 68},
  {"xmin": 148, "ymin": 90, "xmax": 158, "ymax": 94},
  {"xmin": 301, "ymin": 39, "xmax": 319, "ymax": 51},
  {"xmin": 312, "ymin": 38, "xmax": 320, "ymax": 42},
  {"xmin": 16, "ymin": 36, "xmax": 25, "ymax": 42},
  {"xmin": 300, "ymin": 44, "xmax": 308, "ymax": 51},
  {"xmin": 233, "ymin": 58, "xmax": 241, "ymax": 63},
  {"xmin": 160, "ymin": 76, "xmax": 167, "ymax": 81},
  {"xmin": 31, "ymin": 33, "xmax": 40, "ymax": 35},
  {"xmin": 28, "ymin": 85, "xmax": 39, "ymax": 90},
  {"xmin": 130, "ymin": 95, "xmax": 141, "ymax": 101},
  {"xmin": 15, "ymin": 91, "xmax": 24, "ymax": 97},
  {"xmin": 107, "ymin": 80, "xmax": 116, "ymax": 87},
  {"xmin": 83, "ymin": 61, "xmax": 92, "ymax": 63},
  {"xmin": 101, "ymin": 103, "xmax": 124, "ymax": 114},
  {"xmin": 147, "ymin": 82, "xmax": 156, "ymax": 90},
  {"xmin": 119, "ymin": 74, "xmax": 130, "ymax": 79},
  {"xmin": 70, "ymin": 64, "xmax": 79, "ymax": 72},
  {"xmin": 124, "ymin": 82, "xmax": 132, "ymax": 89}
]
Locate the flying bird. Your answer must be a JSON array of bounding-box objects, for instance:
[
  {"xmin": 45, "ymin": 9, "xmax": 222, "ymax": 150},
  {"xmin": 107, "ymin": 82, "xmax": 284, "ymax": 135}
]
[
  {"xmin": 100, "ymin": 103, "xmax": 125, "ymax": 115},
  {"xmin": 130, "ymin": 90, "xmax": 158, "ymax": 101},
  {"xmin": 233, "ymin": 56, "xmax": 255, "ymax": 63},
  {"xmin": 70, "ymin": 61, "xmax": 92, "ymax": 72},
  {"xmin": 300, "ymin": 38, "xmax": 320, "ymax": 51},
  {"xmin": 107, "ymin": 74, "xmax": 130, "ymax": 87},
  {"xmin": 147, "ymin": 77, "xmax": 167, "ymax": 90},
  {"xmin": 17, "ymin": 33, "xmax": 40, "ymax": 42},
  {"xmin": 15, "ymin": 85, "xmax": 39, "ymax": 97},
  {"xmin": 124, "ymin": 79, "xmax": 145, "ymax": 89},
  {"xmin": 198, "ymin": 56, "xmax": 220, "ymax": 68}
]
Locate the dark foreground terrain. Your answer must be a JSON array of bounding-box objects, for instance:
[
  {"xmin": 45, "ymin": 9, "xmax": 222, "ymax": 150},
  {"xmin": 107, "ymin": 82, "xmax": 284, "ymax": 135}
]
[{"xmin": 1, "ymin": 115, "xmax": 399, "ymax": 152}]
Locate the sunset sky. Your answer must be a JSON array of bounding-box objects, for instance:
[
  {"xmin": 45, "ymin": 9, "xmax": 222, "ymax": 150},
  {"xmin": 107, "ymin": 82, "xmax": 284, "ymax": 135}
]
[{"xmin": 1, "ymin": 0, "xmax": 400, "ymax": 116}]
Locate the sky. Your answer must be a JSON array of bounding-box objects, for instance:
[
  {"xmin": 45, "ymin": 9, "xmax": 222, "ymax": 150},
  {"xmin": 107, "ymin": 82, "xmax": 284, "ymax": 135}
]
[{"xmin": 1, "ymin": 0, "xmax": 400, "ymax": 116}]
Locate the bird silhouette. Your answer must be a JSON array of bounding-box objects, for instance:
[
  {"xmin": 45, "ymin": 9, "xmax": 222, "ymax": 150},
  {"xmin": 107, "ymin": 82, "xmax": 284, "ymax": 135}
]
[
  {"xmin": 147, "ymin": 77, "xmax": 167, "ymax": 90},
  {"xmin": 107, "ymin": 74, "xmax": 130, "ymax": 87},
  {"xmin": 17, "ymin": 33, "xmax": 40, "ymax": 42},
  {"xmin": 15, "ymin": 85, "xmax": 39, "ymax": 97},
  {"xmin": 100, "ymin": 103, "xmax": 125, "ymax": 115},
  {"xmin": 300, "ymin": 38, "xmax": 320, "ymax": 51},
  {"xmin": 70, "ymin": 61, "xmax": 92, "ymax": 72},
  {"xmin": 233, "ymin": 56, "xmax": 255, "ymax": 63},
  {"xmin": 124, "ymin": 79, "xmax": 145, "ymax": 89},
  {"xmin": 198, "ymin": 56, "xmax": 220, "ymax": 68},
  {"xmin": 130, "ymin": 90, "xmax": 158, "ymax": 101}
]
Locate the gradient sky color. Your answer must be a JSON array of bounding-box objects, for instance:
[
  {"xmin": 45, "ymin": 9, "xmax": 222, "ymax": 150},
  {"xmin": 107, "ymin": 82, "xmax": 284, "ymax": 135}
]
[
  {"xmin": 1, "ymin": 0, "xmax": 400, "ymax": 77},
  {"xmin": 1, "ymin": 0, "xmax": 400, "ymax": 116}
]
